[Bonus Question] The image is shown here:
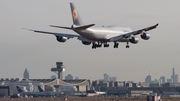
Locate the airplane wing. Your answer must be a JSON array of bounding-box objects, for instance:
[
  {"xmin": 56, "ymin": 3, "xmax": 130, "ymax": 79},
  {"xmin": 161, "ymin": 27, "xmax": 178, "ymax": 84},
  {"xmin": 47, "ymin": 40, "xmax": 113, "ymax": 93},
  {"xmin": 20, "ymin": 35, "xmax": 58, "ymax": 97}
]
[
  {"xmin": 109, "ymin": 23, "xmax": 159, "ymax": 42},
  {"xmin": 23, "ymin": 28, "xmax": 94, "ymax": 42},
  {"xmin": 23, "ymin": 28, "xmax": 80, "ymax": 38}
]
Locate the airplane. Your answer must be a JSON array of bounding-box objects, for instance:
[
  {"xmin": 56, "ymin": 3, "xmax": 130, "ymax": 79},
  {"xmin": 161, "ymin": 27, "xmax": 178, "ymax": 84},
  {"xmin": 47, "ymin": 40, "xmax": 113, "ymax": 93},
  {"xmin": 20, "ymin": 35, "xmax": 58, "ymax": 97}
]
[
  {"xmin": 24, "ymin": 2, "xmax": 159, "ymax": 49},
  {"xmin": 16, "ymin": 86, "xmax": 43, "ymax": 97},
  {"xmin": 92, "ymin": 87, "xmax": 106, "ymax": 95},
  {"xmin": 86, "ymin": 86, "xmax": 106, "ymax": 96},
  {"xmin": 37, "ymin": 86, "xmax": 61, "ymax": 96}
]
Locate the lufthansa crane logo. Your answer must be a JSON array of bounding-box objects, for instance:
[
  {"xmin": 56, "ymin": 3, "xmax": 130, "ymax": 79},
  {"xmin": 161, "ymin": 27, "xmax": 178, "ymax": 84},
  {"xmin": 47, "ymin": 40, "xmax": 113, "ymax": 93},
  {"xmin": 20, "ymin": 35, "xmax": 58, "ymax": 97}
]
[{"xmin": 72, "ymin": 9, "xmax": 78, "ymax": 20}]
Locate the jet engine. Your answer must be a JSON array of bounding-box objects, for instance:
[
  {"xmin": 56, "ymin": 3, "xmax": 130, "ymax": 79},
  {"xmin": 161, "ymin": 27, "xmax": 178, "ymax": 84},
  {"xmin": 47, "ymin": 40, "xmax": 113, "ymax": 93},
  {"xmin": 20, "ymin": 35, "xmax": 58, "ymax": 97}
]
[
  {"xmin": 81, "ymin": 41, "xmax": 91, "ymax": 45},
  {"xmin": 140, "ymin": 32, "xmax": 150, "ymax": 40},
  {"xmin": 129, "ymin": 37, "xmax": 139, "ymax": 44},
  {"xmin": 56, "ymin": 36, "xmax": 67, "ymax": 42}
]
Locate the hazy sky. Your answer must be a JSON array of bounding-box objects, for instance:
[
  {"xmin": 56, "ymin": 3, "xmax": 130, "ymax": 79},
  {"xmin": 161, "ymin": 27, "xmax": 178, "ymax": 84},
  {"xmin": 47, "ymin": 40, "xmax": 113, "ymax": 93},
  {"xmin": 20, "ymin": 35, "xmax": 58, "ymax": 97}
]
[{"xmin": 0, "ymin": 0, "xmax": 180, "ymax": 82}]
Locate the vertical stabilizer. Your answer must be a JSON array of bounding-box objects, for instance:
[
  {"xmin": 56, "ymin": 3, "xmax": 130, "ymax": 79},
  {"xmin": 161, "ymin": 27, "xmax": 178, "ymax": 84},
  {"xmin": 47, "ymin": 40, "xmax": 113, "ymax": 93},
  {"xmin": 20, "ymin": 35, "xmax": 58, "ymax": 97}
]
[
  {"xmin": 38, "ymin": 86, "xmax": 44, "ymax": 92},
  {"xmin": 16, "ymin": 86, "xmax": 23, "ymax": 93},
  {"xmin": 70, "ymin": 2, "xmax": 84, "ymax": 26}
]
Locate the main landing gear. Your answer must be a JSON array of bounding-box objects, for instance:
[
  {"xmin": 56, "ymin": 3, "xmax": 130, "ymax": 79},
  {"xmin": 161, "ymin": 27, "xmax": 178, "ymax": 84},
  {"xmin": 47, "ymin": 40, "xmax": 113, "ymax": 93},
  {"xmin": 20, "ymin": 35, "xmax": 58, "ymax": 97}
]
[
  {"xmin": 113, "ymin": 42, "xmax": 119, "ymax": 48},
  {"xmin": 92, "ymin": 42, "xmax": 109, "ymax": 49},
  {"xmin": 92, "ymin": 42, "xmax": 102, "ymax": 49},
  {"xmin": 126, "ymin": 42, "xmax": 130, "ymax": 48},
  {"xmin": 91, "ymin": 42, "xmax": 130, "ymax": 49},
  {"xmin": 104, "ymin": 43, "xmax": 109, "ymax": 48}
]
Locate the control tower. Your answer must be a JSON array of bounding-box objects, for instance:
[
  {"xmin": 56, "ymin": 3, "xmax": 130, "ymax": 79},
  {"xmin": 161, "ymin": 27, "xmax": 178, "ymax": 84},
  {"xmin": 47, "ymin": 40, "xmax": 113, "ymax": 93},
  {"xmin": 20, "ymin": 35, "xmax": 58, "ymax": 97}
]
[{"xmin": 51, "ymin": 62, "xmax": 65, "ymax": 79}]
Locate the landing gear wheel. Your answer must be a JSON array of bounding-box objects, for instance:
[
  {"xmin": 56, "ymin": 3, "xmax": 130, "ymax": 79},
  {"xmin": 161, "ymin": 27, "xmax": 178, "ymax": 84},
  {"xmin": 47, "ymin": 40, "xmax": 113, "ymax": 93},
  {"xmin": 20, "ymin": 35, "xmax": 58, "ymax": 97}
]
[
  {"xmin": 126, "ymin": 45, "xmax": 129, "ymax": 48},
  {"xmin": 104, "ymin": 44, "xmax": 109, "ymax": 47},
  {"xmin": 113, "ymin": 42, "xmax": 119, "ymax": 48},
  {"xmin": 126, "ymin": 42, "xmax": 129, "ymax": 48},
  {"xmin": 92, "ymin": 46, "xmax": 96, "ymax": 49},
  {"xmin": 92, "ymin": 43, "xmax": 97, "ymax": 49},
  {"xmin": 97, "ymin": 43, "xmax": 102, "ymax": 48}
]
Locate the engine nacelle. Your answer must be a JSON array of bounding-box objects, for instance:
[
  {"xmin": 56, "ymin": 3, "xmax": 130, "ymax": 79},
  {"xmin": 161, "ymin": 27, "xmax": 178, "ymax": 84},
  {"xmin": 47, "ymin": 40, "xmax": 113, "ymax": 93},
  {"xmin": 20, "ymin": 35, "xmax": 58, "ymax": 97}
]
[
  {"xmin": 56, "ymin": 36, "xmax": 67, "ymax": 42},
  {"xmin": 141, "ymin": 32, "xmax": 150, "ymax": 40},
  {"xmin": 81, "ymin": 41, "xmax": 91, "ymax": 45},
  {"xmin": 129, "ymin": 37, "xmax": 139, "ymax": 44}
]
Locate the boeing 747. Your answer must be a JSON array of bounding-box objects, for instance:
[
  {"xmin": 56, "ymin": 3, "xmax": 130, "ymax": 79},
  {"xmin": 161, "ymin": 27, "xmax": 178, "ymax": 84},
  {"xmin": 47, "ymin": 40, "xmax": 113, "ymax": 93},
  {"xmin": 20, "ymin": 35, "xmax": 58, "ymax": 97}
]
[{"xmin": 24, "ymin": 2, "xmax": 158, "ymax": 49}]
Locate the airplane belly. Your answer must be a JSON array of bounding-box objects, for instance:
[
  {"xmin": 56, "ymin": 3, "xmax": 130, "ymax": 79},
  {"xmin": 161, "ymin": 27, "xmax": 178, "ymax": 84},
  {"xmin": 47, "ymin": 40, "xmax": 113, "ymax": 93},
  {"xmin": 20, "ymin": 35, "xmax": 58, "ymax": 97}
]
[{"xmin": 75, "ymin": 30, "xmax": 107, "ymax": 41}]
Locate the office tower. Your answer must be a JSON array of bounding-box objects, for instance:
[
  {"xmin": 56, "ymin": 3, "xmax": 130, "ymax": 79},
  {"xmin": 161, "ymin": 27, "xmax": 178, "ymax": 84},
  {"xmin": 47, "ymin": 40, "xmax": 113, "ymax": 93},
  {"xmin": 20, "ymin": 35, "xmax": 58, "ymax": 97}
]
[
  {"xmin": 171, "ymin": 68, "xmax": 175, "ymax": 83},
  {"xmin": 175, "ymin": 74, "xmax": 178, "ymax": 83},
  {"xmin": 145, "ymin": 75, "xmax": 151, "ymax": 83},
  {"xmin": 23, "ymin": 68, "xmax": 29, "ymax": 79},
  {"xmin": 160, "ymin": 76, "xmax": 166, "ymax": 84},
  {"xmin": 65, "ymin": 74, "xmax": 73, "ymax": 80},
  {"xmin": 104, "ymin": 74, "xmax": 109, "ymax": 81}
]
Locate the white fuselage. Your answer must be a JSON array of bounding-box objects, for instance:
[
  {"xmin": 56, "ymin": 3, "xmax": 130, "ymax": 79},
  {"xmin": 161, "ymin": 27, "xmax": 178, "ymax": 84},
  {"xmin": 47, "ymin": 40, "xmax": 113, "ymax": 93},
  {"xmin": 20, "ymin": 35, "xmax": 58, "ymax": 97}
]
[
  {"xmin": 96, "ymin": 91, "xmax": 106, "ymax": 95},
  {"xmin": 74, "ymin": 25, "xmax": 132, "ymax": 42}
]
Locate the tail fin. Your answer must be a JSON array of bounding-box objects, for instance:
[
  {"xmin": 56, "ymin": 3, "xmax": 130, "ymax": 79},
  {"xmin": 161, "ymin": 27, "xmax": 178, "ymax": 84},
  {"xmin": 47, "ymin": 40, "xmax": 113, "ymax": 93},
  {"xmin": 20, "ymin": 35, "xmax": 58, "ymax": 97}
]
[
  {"xmin": 70, "ymin": 2, "xmax": 84, "ymax": 26},
  {"xmin": 38, "ymin": 86, "xmax": 44, "ymax": 92},
  {"xmin": 92, "ymin": 87, "xmax": 97, "ymax": 93},
  {"xmin": 16, "ymin": 86, "xmax": 23, "ymax": 93}
]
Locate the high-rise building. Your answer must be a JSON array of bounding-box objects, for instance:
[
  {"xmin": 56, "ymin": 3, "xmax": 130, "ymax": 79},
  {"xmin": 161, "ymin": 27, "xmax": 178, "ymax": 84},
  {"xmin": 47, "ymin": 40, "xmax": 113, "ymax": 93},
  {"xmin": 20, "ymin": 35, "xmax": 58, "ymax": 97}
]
[
  {"xmin": 104, "ymin": 74, "xmax": 109, "ymax": 81},
  {"xmin": 65, "ymin": 74, "xmax": 73, "ymax": 80},
  {"xmin": 23, "ymin": 68, "xmax": 29, "ymax": 79},
  {"xmin": 160, "ymin": 76, "xmax": 166, "ymax": 84},
  {"xmin": 171, "ymin": 68, "xmax": 175, "ymax": 83},
  {"xmin": 145, "ymin": 75, "xmax": 151, "ymax": 83},
  {"xmin": 175, "ymin": 74, "xmax": 178, "ymax": 83},
  {"xmin": 171, "ymin": 68, "xmax": 178, "ymax": 83}
]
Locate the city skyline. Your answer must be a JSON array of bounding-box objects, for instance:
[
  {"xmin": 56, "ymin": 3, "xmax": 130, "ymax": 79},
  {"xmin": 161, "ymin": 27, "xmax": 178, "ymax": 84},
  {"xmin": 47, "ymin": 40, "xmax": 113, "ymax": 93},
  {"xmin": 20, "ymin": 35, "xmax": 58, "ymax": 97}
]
[
  {"xmin": 145, "ymin": 68, "xmax": 178, "ymax": 83},
  {"xmin": 21, "ymin": 67, "xmax": 179, "ymax": 84},
  {"xmin": 0, "ymin": 0, "xmax": 180, "ymax": 82}
]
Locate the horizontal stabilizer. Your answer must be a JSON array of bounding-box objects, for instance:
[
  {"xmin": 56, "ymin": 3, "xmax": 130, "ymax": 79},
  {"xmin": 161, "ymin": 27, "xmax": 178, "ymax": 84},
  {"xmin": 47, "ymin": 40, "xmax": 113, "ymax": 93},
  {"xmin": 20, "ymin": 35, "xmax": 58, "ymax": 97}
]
[
  {"xmin": 50, "ymin": 24, "xmax": 95, "ymax": 30},
  {"xmin": 74, "ymin": 24, "xmax": 95, "ymax": 30},
  {"xmin": 49, "ymin": 25, "xmax": 72, "ymax": 30}
]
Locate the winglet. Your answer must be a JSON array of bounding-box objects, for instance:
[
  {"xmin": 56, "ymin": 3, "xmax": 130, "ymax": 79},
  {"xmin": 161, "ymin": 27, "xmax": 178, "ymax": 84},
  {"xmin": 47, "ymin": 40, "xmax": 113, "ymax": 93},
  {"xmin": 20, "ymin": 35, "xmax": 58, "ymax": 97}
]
[
  {"xmin": 16, "ymin": 86, "xmax": 23, "ymax": 93},
  {"xmin": 155, "ymin": 23, "xmax": 159, "ymax": 27}
]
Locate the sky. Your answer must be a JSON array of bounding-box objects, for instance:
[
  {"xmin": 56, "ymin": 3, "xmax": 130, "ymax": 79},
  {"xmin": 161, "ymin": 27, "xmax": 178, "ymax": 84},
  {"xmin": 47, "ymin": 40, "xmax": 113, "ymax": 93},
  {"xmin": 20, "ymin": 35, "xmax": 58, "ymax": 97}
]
[{"xmin": 0, "ymin": 0, "xmax": 180, "ymax": 82}]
